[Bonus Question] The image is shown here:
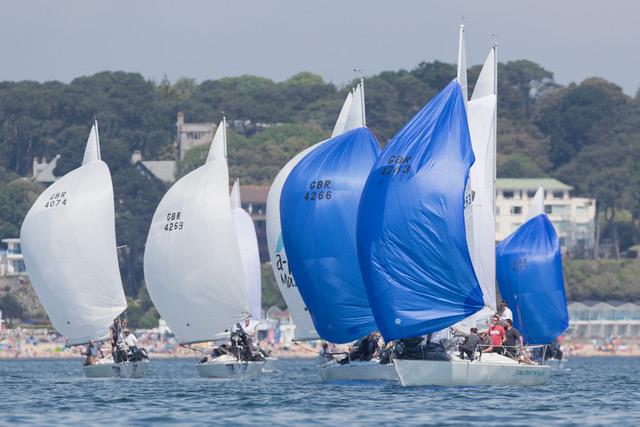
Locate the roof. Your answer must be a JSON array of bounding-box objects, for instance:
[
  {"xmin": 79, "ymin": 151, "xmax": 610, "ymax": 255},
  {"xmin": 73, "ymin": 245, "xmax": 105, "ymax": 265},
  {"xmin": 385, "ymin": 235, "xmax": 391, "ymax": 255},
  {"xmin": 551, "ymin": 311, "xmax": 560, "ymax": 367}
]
[
  {"xmin": 140, "ymin": 161, "xmax": 176, "ymax": 183},
  {"xmin": 33, "ymin": 154, "xmax": 60, "ymax": 183},
  {"xmin": 496, "ymin": 178, "xmax": 572, "ymax": 191},
  {"xmin": 179, "ymin": 123, "xmax": 216, "ymax": 133},
  {"xmin": 238, "ymin": 185, "xmax": 269, "ymax": 204}
]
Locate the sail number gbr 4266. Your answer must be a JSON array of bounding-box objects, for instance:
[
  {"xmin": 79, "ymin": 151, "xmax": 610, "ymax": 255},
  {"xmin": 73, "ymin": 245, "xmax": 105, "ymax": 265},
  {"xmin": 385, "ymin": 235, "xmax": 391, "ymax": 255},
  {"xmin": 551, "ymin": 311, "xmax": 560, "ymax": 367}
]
[
  {"xmin": 304, "ymin": 180, "xmax": 332, "ymax": 201},
  {"xmin": 163, "ymin": 211, "xmax": 183, "ymax": 231}
]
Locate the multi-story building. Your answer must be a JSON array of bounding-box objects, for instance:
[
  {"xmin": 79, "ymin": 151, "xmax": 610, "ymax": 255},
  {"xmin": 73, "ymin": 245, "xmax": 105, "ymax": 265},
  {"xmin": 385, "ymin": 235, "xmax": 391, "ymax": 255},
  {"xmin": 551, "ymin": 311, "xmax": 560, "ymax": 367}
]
[
  {"xmin": 0, "ymin": 238, "xmax": 26, "ymax": 276},
  {"xmin": 495, "ymin": 178, "xmax": 596, "ymax": 254},
  {"xmin": 176, "ymin": 112, "xmax": 216, "ymax": 160},
  {"xmin": 568, "ymin": 301, "xmax": 640, "ymax": 338}
]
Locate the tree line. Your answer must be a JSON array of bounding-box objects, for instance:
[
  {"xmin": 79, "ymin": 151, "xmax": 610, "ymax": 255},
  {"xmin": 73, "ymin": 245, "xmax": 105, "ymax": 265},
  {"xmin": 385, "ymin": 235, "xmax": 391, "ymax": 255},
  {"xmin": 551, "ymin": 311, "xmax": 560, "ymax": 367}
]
[{"xmin": 1, "ymin": 60, "xmax": 639, "ymax": 314}]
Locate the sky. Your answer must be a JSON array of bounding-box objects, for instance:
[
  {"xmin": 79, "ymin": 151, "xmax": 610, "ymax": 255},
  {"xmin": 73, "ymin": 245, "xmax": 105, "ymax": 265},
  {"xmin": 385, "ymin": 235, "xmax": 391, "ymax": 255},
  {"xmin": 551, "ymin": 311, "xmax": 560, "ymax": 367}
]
[{"xmin": 1, "ymin": 0, "xmax": 638, "ymax": 94}]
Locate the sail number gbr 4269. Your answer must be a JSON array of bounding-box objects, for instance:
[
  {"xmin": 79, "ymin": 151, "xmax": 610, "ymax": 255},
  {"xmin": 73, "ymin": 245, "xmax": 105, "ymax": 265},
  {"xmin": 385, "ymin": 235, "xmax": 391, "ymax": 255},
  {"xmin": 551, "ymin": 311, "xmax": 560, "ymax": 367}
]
[
  {"xmin": 163, "ymin": 211, "xmax": 183, "ymax": 231},
  {"xmin": 304, "ymin": 180, "xmax": 332, "ymax": 201}
]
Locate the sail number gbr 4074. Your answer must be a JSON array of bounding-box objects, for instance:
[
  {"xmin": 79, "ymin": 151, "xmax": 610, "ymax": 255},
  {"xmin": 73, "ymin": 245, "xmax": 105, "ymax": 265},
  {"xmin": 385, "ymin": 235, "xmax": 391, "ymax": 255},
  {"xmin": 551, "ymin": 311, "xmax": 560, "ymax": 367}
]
[
  {"xmin": 304, "ymin": 180, "xmax": 332, "ymax": 201},
  {"xmin": 163, "ymin": 211, "xmax": 183, "ymax": 231},
  {"xmin": 44, "ymin": 192, "xmax": 68, "ymax": 208}
]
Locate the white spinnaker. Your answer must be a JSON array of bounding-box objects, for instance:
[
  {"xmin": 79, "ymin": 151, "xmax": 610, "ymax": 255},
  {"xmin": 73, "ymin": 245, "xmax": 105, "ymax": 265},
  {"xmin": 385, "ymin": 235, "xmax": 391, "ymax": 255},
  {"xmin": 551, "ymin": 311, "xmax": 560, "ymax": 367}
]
[
  {"xmin": 527, "ymin": 186, "xmax": 545, "ymax": 220},
  {"xmin": 20, "ymin": 122, "xmax": 126, "ymax": 345},
  {"xmin": 230, "ymin": 179, "xmax": 262, "ymax": 321},
  {"xmin": 266, "ymin": 85, "xmax": 365, "ymax": 340},
  {"xmin": 144, "ymin": 120, "xmax": 249, "ymax": 344},
  {"xmin": 468, "ymin": 46, "xmax": 498, "ymax": 310}
]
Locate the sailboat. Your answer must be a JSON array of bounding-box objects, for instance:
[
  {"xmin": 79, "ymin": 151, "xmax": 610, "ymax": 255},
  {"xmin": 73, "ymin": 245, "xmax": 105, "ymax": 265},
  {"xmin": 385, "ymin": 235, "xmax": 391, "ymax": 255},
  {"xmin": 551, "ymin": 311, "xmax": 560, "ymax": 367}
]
[
  {"xmin": 496, "ymin": 186, "xmax": 569, "ymax": 360},
  {"xmin": 266, "ymin": 88, "xmax": 357, "ymax": 342},
  {"xmin": 358, "ymin": 53, "xmax": 549, "ymax": 387},
  {"xmin": 230, "ymin": 179, "xmax": 277, "ymax": 371},
  {"xmin": 21, "ymin": 121, "xmax": 148, "ymax": 378},
  {"xmin": 144, "ymin": 118, "xmax": 264, "ymax": 378}
]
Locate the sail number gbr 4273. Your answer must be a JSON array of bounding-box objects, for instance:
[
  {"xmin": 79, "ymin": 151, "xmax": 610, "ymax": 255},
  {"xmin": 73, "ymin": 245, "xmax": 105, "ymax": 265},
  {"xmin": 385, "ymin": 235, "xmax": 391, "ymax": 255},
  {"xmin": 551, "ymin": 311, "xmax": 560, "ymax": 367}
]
[{"xmin": 163, "ymin": 211, "xmax": 183, "ymax": 231}]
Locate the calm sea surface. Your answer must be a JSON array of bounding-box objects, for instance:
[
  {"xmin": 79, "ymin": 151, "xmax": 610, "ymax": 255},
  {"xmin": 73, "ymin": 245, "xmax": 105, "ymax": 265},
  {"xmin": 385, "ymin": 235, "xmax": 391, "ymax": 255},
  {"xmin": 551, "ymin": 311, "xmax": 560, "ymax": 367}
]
[{"xmin": 0, "ymin": 357, "xmax": 638, "ymax": 426}]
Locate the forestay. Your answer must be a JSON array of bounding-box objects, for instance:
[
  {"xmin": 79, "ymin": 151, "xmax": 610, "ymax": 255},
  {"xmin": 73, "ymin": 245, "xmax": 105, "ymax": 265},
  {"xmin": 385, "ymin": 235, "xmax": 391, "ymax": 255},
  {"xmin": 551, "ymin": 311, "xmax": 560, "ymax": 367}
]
[
  {"xmin": 20, "ymin": 122, "xmax": 127, "ymax": 345},
  {"xmin": 231, "ymin": 179, "xmax": 262, "ymax": 321},
  {"xmin": 357, "ymin": 80, "xmax": 484, "ymax": 342},
  {"xmin": 496, "ymin": 212, "xmax": 569, "ymax": 344},
  {"xmin": 265, "ymin": 83, "xmax": 365, "ymax": 341},
  {"xmin": 144, "ymin": 120, "xmax": 249, "ymax": 344}
]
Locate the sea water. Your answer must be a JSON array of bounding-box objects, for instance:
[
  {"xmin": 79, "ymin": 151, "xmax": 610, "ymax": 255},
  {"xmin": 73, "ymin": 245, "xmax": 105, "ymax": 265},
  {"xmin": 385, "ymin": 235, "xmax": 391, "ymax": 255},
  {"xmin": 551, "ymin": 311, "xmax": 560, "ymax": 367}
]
[{"xmin": 0, "ymin": 357, "xmax": 638, "ymax": 426}]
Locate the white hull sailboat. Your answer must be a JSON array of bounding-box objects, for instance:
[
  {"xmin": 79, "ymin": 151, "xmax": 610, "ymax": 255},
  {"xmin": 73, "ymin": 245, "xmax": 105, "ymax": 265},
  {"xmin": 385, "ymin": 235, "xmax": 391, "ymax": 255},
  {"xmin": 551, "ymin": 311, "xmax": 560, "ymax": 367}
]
[
  {"xmin": 394, "ymin": 353, "xmax": 550, "ymax": 387},
  {"xmin": 21, "ymin": 121, "xmax": 145, "ymax": 378},
  {"xmin": 318, "ymin": 360, "xmax": 397, "ymax": 381},
  {"xmin": 83, "ymin": 359, "xmax": 149, "ymax": 378},
  {"xmin": 145, "ymin": 118, "xmax": 264, "ymax": 378}
]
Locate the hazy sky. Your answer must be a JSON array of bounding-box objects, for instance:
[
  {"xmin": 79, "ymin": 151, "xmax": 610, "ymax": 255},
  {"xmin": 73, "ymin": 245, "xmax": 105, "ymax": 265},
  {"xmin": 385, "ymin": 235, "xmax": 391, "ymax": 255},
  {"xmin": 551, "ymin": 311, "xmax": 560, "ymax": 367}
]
[{"xmin": 1, "ymin": 0, "xmax": 638, "ymax": 94}]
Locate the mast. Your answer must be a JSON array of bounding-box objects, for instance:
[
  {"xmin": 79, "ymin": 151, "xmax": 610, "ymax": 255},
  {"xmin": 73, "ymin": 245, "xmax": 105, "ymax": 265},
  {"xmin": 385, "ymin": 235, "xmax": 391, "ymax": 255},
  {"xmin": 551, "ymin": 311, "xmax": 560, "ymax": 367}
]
[
  {"xmin": 457, "ymin": 24, "xmax": 468, "ymax": 104},
  {"xmin": 360, "ymin": 78, "xmax": 366, "ymax": 127}
]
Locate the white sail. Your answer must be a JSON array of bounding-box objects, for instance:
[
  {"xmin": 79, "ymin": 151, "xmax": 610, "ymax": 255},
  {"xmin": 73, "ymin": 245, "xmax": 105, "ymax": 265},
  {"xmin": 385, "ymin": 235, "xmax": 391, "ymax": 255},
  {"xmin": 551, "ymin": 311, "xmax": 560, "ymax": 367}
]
[
  {"xmin": 527, "ymin": 186, "xmax": 545, "ymax": 220},
  {"xmin": 467, "ymin": 46, "xmax": 498, "ymax": 310},
  {"xmin": 144, "ymin": 120, "xmax": 249, "ymax": 344},
  {"xmin": 266, "ymin": 88, "xmax": 363, "ymax": 341},
  {"xmin": 20, "ymin": 122, "xmax": 126, "ymax": 345},
  {"xmin": 230, "ymin": 179, "xmax": 262, "ymax": 321},
  {"xmin": 331, "ymin": 91, "xmax": 353, "ymax": 137},
  {"xmin": 344, "ymin": 80, "xmax": 366, "ymax": 130},
  {"xmin": 457, "ymin": 24, "xmax": 468, "ymax": 103}
]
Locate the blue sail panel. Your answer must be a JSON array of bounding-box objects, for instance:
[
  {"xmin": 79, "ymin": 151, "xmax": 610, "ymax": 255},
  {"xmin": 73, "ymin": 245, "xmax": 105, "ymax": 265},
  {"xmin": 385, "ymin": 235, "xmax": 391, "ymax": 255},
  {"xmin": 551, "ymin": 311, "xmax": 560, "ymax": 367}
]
[
  {"xmin": 357, "ymin": 80, "xmax": 484, "ymax": 342},
  {"xmin": 496, "ymin": 214, "xmax": 569, "ymax": 344},
  {"xmin": 280, "ymin": 127, "xmax": 380, "ymax": 343}
]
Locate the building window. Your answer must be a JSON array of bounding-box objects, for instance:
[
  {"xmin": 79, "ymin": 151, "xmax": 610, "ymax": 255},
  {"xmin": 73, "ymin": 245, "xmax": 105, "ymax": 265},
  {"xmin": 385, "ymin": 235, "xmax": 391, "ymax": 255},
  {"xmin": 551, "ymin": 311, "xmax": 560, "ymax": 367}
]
[
  {"xmin": 495, "ymin": 206, "xmax": 500, "ymax": 215},
  {"xmin": 553, "ymin": 191, "xmax": 564, "ymax": 199},
  {"xmin": 510, "ymin": 206, "xmax": 522, "ymax": 215},
  {"xmin": 527, "ymin": 190, "xmax": 536, "ymax": 198},
  {"xmin": 545, "ymin": 205, "xmax": 552, "ymax": 214},
  {"xmin": 503, "ymin": 191, "xmax": 514, "ymax": 199}
]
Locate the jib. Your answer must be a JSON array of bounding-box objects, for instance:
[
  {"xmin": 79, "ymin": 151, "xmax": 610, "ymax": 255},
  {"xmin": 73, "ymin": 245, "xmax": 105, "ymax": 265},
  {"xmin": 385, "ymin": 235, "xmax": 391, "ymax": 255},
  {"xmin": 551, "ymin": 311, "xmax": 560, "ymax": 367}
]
[
  {"xmin": 309, "ymin": 180, "xmax": 331, "ymax": 189},
  {"xmin": 387, "ymin": 155, "xmax": 411, "ymax": 164},
  {"xmin": 167, "ymin": 212, "xmax": 181, "ymax": 221}
]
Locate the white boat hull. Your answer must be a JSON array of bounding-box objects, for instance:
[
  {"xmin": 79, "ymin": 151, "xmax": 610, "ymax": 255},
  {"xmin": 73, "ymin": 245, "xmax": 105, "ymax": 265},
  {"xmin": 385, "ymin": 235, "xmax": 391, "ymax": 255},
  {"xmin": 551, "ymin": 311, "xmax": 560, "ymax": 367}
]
[
  {"xmin": 196, "ymin": 357, "xmax": 265, "ymax": 379},
  {"xmin": 263, "ymin": 357, "xmax": 278, "ymax": 372},
  {"xmin": 319, "ymin": 360, "xmax": 398, "ymax": 381},
  {"xmin": 83, "ymin": 360, "xmax": 149, "ymax": 378},
  {"xmin": 394, "ymin": 353, "xmax": 550, "ymax": 387}
]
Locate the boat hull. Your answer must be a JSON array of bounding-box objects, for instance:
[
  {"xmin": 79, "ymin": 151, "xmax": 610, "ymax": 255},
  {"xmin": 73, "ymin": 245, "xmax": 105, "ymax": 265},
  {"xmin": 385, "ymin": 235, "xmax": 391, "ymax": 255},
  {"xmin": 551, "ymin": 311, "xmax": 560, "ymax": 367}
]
[
  {"xmin": 394, "ymin": 355, "xmax": 550, "ymax": 387},
  {"xmin": 196, "ymin": 359, "xmax": 265, "ymax": 379},
  {"xmin": 83, "ymin": 360, "xmax": 149, "ymax": 378},
  {"xmin": 263, "ymin": 357, "xmax": 278, "ymax": 372},
  {"xmin": 319, "ymin": 360, "xmax": 397, "ymax": 381}
]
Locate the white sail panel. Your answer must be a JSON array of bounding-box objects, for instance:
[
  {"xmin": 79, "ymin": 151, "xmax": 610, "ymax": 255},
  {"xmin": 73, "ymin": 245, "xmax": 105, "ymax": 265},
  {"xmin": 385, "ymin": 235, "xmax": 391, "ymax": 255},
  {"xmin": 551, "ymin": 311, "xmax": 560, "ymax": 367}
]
[
  {"xmin": 527, "ymin": 186, "xmax": 545, "ymax": 220},
  {"xmin": 344, "ymin": 81, "xmax": 366, "ymax": 130},
  {"xmin": 231, "ymin": 180, "xmax": 262, "ymax": 321},
  {"xmin": 82, "ymin": 121, "xmax": 101, "ymax": 165},
  {"xmin": 144, "ymin": 122, "xmax": 249, "ymax": 344},
  {"xmin": 21, "ymin": 126, "xmax": 126, "ymax": 345},
  {"xmin": 467, "ymin": 46, "xmax": 498, "ymax": 310},
  {"xmin": 457, "ymin": 24, "xmax": 468, "ymax": 103},
  {"xmin": 471, "ymin": 46, "xmax": 497, "ymax": 100},
  {"xmin": 331, "ymin": 92, "xmax": 353, "ymax": 137}
]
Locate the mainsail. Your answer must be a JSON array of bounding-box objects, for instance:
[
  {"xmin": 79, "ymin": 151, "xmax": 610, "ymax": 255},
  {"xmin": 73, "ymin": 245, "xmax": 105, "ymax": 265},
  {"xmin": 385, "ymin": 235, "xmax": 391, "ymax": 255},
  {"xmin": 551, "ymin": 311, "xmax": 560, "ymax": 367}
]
[
  {"xmin": 265, "ymin": 83, "xmax": 366, "ymax": 341},
  {"xmin": 20, "ymin": 121, "xmax": 127, "ymax": 345},
  {"xmin": 467, "ymin": 45, "xmax": 498, "ymax": 310},
  {"xmin": 230, "ymin": 179, "xmax": 262, "ymax": 321},
  {"xmin": 144, "ymin": 119, "xmax": 249, "ymax": 344},
  {"xmin": 496, "ymin": 188, "xmax": 569, "ymax": 344},
  {"xmin": 357, "ymin": 80, "xmax": 484, "ymax": 341}
]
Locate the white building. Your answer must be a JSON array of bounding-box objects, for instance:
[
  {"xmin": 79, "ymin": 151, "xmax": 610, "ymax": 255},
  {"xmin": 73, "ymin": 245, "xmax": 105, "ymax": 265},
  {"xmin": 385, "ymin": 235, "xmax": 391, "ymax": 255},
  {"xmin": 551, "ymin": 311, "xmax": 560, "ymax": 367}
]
[
  {"xmin": 32, "ymin": 155, "xmax": 60, "ymax": 183},
  {"xmin": 176, "ymin": 112, "xmax": 216, "ymax": 160},
  {"xmin": 496, "ymin": 178, "xmax": 596, "ymax": 254},
  {"xmin": 0, "ymin": 238, "xmax": 26, "ymax": 276},
  {"xmin": 568, "ymin": 301, "xmax": 640, "ymax": 338}
]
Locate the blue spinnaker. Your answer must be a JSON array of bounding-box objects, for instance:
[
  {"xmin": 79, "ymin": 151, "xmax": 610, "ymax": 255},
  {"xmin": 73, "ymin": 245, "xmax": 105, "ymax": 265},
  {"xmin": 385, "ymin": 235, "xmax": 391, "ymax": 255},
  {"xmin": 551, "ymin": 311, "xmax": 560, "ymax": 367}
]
[
  {"xmin": 357, "ymin": 80, "xmax": 484, "ymax": 342},
  {"xmin": 280, "ymin": 127, "xmax": 380, "ymax": 343},
  {"xmin": 496, "ymin": 214, "xmax": 569, "ymax": 344}
]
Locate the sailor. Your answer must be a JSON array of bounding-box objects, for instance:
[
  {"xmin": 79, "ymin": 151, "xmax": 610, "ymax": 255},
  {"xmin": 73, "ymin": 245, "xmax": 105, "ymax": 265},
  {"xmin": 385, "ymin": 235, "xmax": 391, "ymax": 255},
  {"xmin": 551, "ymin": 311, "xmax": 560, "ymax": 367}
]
[
  {"xmin": 124, "ymin": 329, "xmax": 140, "ymax": 361},
  {"xmin": 497, "ymin": 301, "xmax": 513, "ymax": 323},
  {"xmin": 503, "ymin": 319, "xmax": 532, "ymax": 364},
  {"xmin": 82, "ymin": 340, "xmax": 103, "ymax": 365},
  {"xmin": 318, "ymin": 342, "xmax": 333, "ymax": 362},
  {"xmin": 459, "ymin": 328, "xmax": 480, "ymax": 361},
  {"xmin": 478, "ymin": 331, "xmax": 493, "ymax": 354},
  {"xmin": 488, "ymin": 315, "xmax": 506, "ymax": 354}
]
